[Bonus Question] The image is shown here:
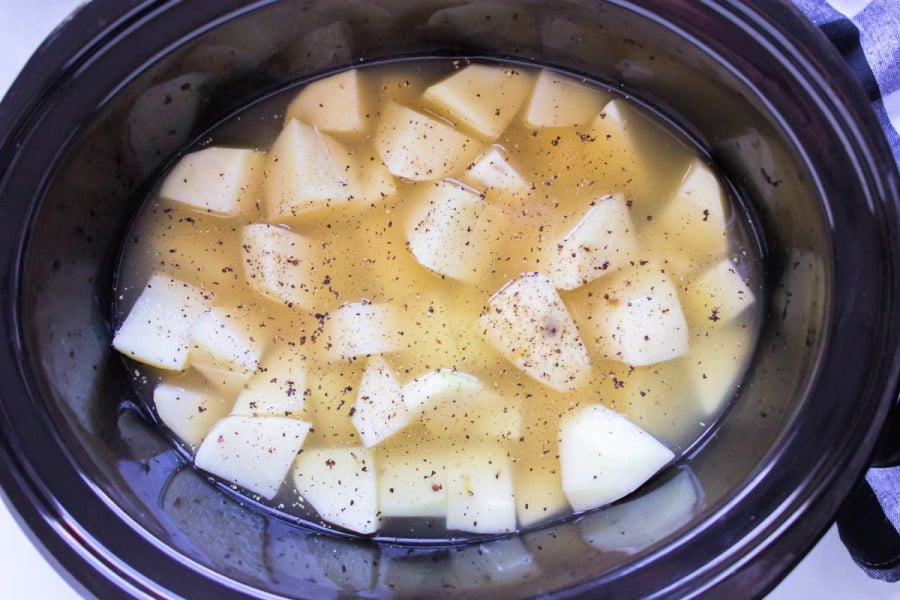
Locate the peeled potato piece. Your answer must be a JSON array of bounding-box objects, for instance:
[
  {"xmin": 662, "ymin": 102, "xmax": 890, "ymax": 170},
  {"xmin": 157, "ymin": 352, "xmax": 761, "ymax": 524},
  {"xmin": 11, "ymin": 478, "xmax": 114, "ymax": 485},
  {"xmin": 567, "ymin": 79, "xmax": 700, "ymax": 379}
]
[
  {"xmin": 189, "ymin": 306, "xmax": 266, "ymax": 387},
  {"xmin": 377, "ymin": 442, "xmax": 449, "ymax": 518},
  {"xmin": 446, "ymin": 445, "xmax": 517, "ymax": 534},
  {"xmin": 644, "ymin": 159, "xmax": 728, "ymax": 274},
  {"xmin": 293, "ymin": 447, "xmax": 380, "ymax": 534},
  {"xmin": 681, "ymin": 323, "xmax": 754, "ymax": 417},
  {"xmin": 154, "ymin": 383, "xmax": 232, "ymax": 448},
  {"xmin": 194, "ymin": 415, "xmax": 312, "ymax": 499},
  {"xmin": 466, "ymin": 147, "xmax": 531, "ymax": 196},
  {"xmin": 478, "ymin": 273, "xmax": 591, "ymax": 392},
  {"xmin": 322, "ymin": 301, "xmax": 404, "ymax": 360},
  {"xmin": 241, "ymin": 223, "xmax": 322, "ymax": 311},
  {"xmin": 403, "ymin": 369, "xmax": 521, "ymax": 441},
  {"xmin": 113, "ymin": 274, "xmax": 211, "ymax": 370},
  {"xmin": 681, "ymin": 259, "xmax": 755, "ymax": 330},
  {"xmin": 586, "ymin": 263, "xmax": 689, "ymax": 367},
  {"xmin": 545, "ymin": 194, "xmax": 640, "ymax": 290},
  {"xmin": 559, "ymin": 404, "xmax": 673, "ymax": 512},
  {"xmin": 423, "ymin": 64, "xmax": 533, "ymax": 138},
  {"xmin": 406, "ymin": 179, "xmax": 504, "ymax": 283},
  {"xmin": 159, "ymin": 147, "xmax": 262, "ymax": 217},
  {"xmin": 284, "ymin": 69, "xmax": 365, "ymax": 132},
  {"xmin": 231, "ymin": 343, "xmax": 308, "ymax": 417},
  {"xmin": 352, "ymin": 356, "xmax": 411, "ymax": 448},
  {"xmin": 265, "ymin": 119, "xmax": 394, "ymax": 219},
  {"xmin": 374, "ymin": 101, "xmax": 480, "ymax": 181},
  {"xmin": 525, "ymin": 69, "xmax": 608, "ymax": 128}
]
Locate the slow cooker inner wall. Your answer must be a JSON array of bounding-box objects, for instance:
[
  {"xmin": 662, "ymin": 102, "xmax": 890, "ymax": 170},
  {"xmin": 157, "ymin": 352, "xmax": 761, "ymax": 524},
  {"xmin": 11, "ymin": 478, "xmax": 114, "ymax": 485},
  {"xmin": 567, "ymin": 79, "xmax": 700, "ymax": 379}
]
[{"xmin": 18, "ymin": 0, "xmax": 831, "ymax": 596}]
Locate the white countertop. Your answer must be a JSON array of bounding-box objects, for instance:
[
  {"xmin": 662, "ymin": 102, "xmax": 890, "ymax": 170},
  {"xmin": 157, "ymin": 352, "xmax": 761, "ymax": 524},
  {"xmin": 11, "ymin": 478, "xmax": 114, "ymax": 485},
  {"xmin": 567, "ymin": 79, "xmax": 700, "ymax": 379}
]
[{"xmin": 0, "ymin": 1, "xmax": 897, "ymax": 598}]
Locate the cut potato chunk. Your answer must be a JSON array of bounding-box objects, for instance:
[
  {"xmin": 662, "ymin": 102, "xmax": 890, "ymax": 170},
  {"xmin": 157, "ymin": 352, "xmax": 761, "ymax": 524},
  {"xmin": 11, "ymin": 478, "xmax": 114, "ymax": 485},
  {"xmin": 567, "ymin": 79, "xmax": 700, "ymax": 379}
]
[
  {"xmin": 159, "ymin": 147, "xmax": 262, "ymax": 217},
  {"xmin": 423, "ymin": 64, "xmax": 533, "ymax": 138},
  {"xmin": 265, "ymin": 119, "xmax": 394, "ymax": 219},
  {"xmin": 231, "ymin": 344, "xmax": 307, "ymax": 417},
  {"xmin": 446, "ymin": 445, "xmax": 516, "ymax": 534},
  {"xmin": 194, "ymin": 415, "xmax": 312, "ymax": 499},
  {"xmin": 374, "ymin": 101, "xmax": 479, "ymax": 181},
  {"xmin": 546, "ymin": 194, "xmax": 639, "ymax": 290},
  {"xmin": 154, "ymin": 383, "xmax": 232, "ymax": 448},
  {"xmin": 403, "ymin": 370, "xmax": 521, "ymax": 441},
  {"xmin": 241, "ymin": 223, "xmax": 321, "ymax": 311},
  {"xmin": 478, "ymin": 273, "xmax": 591, "ymax": 392},
  {"xmin": 406, "ymin": 180, "xmax": 503, "ymax": 283},
  {"xmin": 513, "ymin": 432, "xmax": 570, "ymax": 528},
  {"xmin": 559, "ymin": 404, "xmax": 673, "ymax": 511},
  {"xmin": 113, "ymin": 274, "xmax": 211, "ymax": 370},
  {"xmin": 377, "ymin": 443, "xmax": 449, "ymax": 518},
  {"xmin": 352, "ymin": 356, "xmax": 410, "ymax": 447},
  {"xmin": 586, "ymin": 264, "xmax": 689, "ymax": 367},
  {"xmin": 467, "ymin": 147, "xmax": 531, "ymax": 196},
  {"xmin": 284, "ymin": 69, "xmax": 365, "ymax": 132},
  {"xmin": 578, "ymin": 468, "xmax": 700, "ymax": 553},
  {"xmin": 189, "ymin": 306, "xmax": 266, "ymax": 382},
  {"xmin": 644, "ymin": 159, "xmax": 728, "ymax": 273},
  {"xmin": 681, "ymin": 323, "xmax": 753, "ymax": 417},
  {"xmin": 525, "ymin": 69, "xmax": 608, "ymax": 127},
  {"xmin": 681, "ymin": 259, "xmax": 755, "ymax": 330},
  {"xmin": 322, "ymin": 301, "xmax": 404, "ymax": 359},
  {"xmin": 293, "ymin": 447, "xmax": 379, "ymax": 534},
  {"xmin": 402, "ymin": 369, "xmax": 485, "ymax": 413}
]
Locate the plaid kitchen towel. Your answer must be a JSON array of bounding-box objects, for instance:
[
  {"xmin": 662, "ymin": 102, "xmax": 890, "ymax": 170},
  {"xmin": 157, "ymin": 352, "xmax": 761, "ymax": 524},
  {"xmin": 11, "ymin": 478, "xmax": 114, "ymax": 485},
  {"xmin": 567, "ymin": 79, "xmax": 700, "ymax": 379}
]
[{"xmin": 793, "ymin": 0, "xmax": 900, "ymax": 582}]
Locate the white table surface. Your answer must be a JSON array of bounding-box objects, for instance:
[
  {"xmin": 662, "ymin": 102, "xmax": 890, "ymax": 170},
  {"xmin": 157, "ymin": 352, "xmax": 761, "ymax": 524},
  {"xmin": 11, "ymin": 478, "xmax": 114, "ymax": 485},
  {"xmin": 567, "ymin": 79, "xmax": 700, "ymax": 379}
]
[{"xmin": 0, "ymin": 1, "xmax": 898, "ymax": 598}]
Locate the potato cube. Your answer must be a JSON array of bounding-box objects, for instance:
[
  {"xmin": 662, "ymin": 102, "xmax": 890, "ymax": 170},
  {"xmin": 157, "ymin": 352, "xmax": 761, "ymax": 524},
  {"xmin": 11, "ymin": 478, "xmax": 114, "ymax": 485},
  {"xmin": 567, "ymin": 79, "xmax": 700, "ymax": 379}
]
[
  {"xmin": 477, "ymin": 273, "xmax": 591, "ymax": 392},
  {"xmin": 241, "ymin": 223, "xmax": 321, "ymax": 311},
  {"xmin": 377, "ymin": 442, "xmax": 449, "ymax": 518},
  {"xmin": 194, "ymin": 415, "xmax": 312, "ymax": 499},
  {"xmin": 403, "ymin": 369, "xmax": 521, "ymax": 441},
  {"xmin": 293, "ymin": 447, "xmax": 380, "ymax": 534},
  {"xmin": 525, "ymin": 69, "xmax": 608, "ymax": 127},
  {"xmin": 374, "ymin": 101, "xmax": 480, "ymax": 181},
  {"xmin": 159, "ymin": 147, "xmax": 262, "ymax": 217},
  {"xmin": 322, "ymin": 301, "xmax": 404, "ymax": 359},
  {"xmin": 423, "ymin": 64, "xmax": 533, "ymax": 138},
  {"xmin": 284, "ymin": 69, "xmax": 365, "ymax": 132},
  {"xmin": 559, "ymin": 404, "xmax": 673, "ymax": 511},
  {"xmin": 681, "ymin": 259, "xmax": 755, "ymax": 330},
  {"xmin": 352, "ymin": 356, "xmax": 411, "ymax": 447},
  {"xmin": 545, "ymin": 194, "xmax": 639, "ymax": 290},
  {"xmin": 231, "ymin": 343, "xmax": 308, "ymax": 417},
  {"xmin": 189, "ymin": 306, "xmax": 266, "ymax": 383},
  {"xmin": 446, "ymin": 445, "xmax": 516, "ymax": 534},
  {"xmin": 643, "ymin": 159, "xmax": 728, "ymax": 273},
  {"xmin": 153, "ymin": 383, "xmax": 232, "ymax": 448},
  {"xmin": 113, "ymin": 274, "xmax": 211, "ymax": 370},
  {"xmin": 467, "ymin": 148, "xmax": 531, "ymax": 196},
  {"xmin": 406, "ymin": 180, "xmax": 504, "ymax": 283},
  {"xmin": 586, "ymin": 264, "xmax": 689, "ymax": 367},
  {"xmin": 681, "ymin": 323, "xmax": 754, "ymax": 417},
  {"xmin": 265, "ymin": 119, "xmax": 394, "ymax": 219}
]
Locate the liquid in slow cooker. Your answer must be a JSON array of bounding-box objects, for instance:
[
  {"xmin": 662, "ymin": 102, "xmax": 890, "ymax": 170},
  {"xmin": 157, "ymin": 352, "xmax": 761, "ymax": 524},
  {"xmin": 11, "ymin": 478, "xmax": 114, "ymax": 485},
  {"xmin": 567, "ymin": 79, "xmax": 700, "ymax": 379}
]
[{"xmin": 112, "ymin": 59, "xmax": 761, "ymax": 541}]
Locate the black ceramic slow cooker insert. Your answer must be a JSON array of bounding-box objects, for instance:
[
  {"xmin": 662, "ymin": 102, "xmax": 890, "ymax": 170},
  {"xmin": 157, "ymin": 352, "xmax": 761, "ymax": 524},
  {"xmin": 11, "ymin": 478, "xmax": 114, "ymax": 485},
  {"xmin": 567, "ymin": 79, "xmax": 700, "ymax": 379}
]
[{"xmin": 0, "ymin": 1, "xmax": 898, "ymax": 598}]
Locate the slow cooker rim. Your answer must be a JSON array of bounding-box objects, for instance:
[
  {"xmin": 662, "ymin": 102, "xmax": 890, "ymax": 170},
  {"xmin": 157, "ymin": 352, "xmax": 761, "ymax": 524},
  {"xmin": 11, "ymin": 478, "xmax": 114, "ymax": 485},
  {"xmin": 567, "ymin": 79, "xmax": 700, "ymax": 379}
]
[{"xmin": 0, "ymin": 0, "xmax": 897, "ymax": 598}]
